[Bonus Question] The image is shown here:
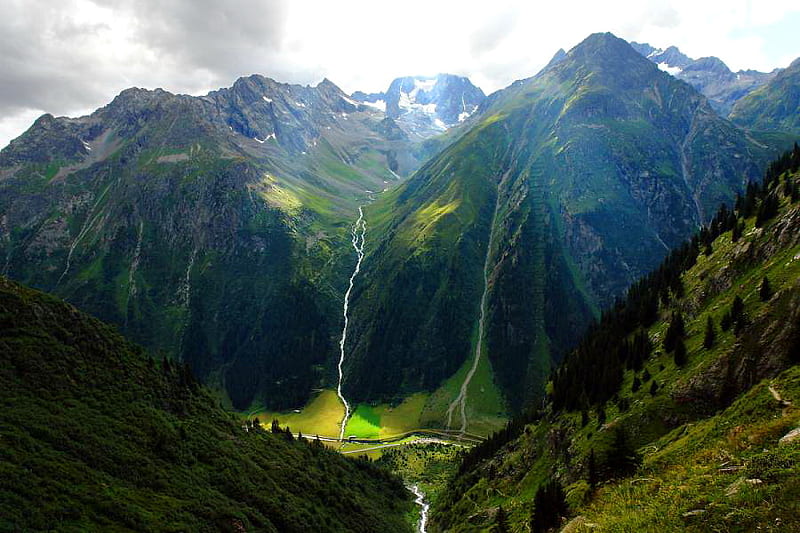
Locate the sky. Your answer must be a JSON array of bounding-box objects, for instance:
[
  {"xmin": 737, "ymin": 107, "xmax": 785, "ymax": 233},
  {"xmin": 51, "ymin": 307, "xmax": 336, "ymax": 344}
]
[{"xmin": 1, "ymin": 0, "xmax": 799, "ymax": 149}]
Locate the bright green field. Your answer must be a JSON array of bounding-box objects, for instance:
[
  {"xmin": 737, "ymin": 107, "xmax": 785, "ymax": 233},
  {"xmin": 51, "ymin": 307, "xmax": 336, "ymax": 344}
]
[
  {"xmin": 247, "ymin": 342, "xmax": 508, "ymax": 441},
  {"xmin": 251, "ymin": 389, "xmax": 345, "ymax": 438}
]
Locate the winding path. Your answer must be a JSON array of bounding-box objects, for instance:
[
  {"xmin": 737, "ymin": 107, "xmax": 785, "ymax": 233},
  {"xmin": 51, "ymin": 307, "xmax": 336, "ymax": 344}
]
[
  {"xmin": 337, "ymin": 205, "xmax": 367, "ymax": 441},
  {"xmin": 446, "ymin": 189, "xmax": 501, "ymax": 433}
]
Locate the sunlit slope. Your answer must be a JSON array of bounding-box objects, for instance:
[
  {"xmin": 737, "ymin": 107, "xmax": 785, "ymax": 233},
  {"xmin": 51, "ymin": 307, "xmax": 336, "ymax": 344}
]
[
  {"xmin": 344, "ymin": 32, "xmax": 782, "ymax": 414},
  {"xmin": 432, "ymin": 154, "xmax": 800, "ymax": 532}
]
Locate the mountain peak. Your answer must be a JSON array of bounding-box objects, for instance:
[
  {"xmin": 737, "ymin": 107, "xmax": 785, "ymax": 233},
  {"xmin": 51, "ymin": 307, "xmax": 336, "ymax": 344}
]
[
  {"xmin": 567, "ymin": 32, "xmax": 645, "ymax": 65},
  {"xmin": 545, "ymin": 48, "xmax": 567, "ymax": 69}
]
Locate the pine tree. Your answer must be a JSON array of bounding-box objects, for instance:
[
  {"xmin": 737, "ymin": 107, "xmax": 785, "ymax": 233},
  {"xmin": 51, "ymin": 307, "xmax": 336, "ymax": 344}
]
[
  {"xmin": 631, "ymin": 375, "xmax": 641, "ymax": 393},
  {"xmin": 606, "ymin": 427, "xmax": 640, "ymax": 478},
  {"xmin": 588, "ymin": 448, "xmax": 599, "ymax": 488},
  {"xmin": 759, "ymin": 276, "xmax": 772, "ymax": 301},
  {"xmin": 663, "ymin": 312, "xmax": 685, "ymax": 353},
  {"xmin": 703, "ymin": 316, "xmax": 716, "ymax": 350},
  {"xmin": 673, "ymin": 338, "xmax": 687, "ymax": 366},
  {"xmin": 720, "ymin": 311, "xmax": 733, "ymax": 332},
  {"xmin": 649, "ymin": 380, "xmax": 659, "ymax": 396},
  {"xmin": 531, "ymin": 481, "xmax": 567, "ymax": 533},
  {"xmin": 731, "ymin": 220, "xmax": 743, "ymax": 242},
  {"xmin": 271, "ymin": 418, "xmax": 281, "ymax": 433}
]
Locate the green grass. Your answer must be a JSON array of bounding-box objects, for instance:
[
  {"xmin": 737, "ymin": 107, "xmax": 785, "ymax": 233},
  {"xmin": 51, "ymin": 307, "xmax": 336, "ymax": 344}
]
[
  {"xmin": 252, "ymin": 389, "xmax": 345, "ymax": 438},
  {"xmin": 344, "ymin": 404, "xmax": 382, "ymax": 439},
  {"xmin": 431, "ymin": 173, "xmax": 800, "ymax": 531}
]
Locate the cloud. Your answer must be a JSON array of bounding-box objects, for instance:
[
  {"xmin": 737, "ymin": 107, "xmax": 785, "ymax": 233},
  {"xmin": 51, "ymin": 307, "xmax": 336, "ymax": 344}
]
[{"xmin": 0, "ymin": 0, "xmax": 799, "ymax": 149}]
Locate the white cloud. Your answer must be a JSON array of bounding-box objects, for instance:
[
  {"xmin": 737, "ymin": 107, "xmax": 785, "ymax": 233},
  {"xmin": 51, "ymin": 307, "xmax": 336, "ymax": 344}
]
[{"xmin": 1, "ymin": 0, "xmax": 799, "ymax": 149}]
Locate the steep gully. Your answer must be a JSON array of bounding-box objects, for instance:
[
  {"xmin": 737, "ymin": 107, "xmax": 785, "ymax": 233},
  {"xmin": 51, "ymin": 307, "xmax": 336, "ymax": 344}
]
[
  {"xmin": 337, "ymin": 204, "xmax": 367, "ymax": 441},
  {"xmin": 445, "ymin": 186, "xmax": 502, "ymax": 434}
]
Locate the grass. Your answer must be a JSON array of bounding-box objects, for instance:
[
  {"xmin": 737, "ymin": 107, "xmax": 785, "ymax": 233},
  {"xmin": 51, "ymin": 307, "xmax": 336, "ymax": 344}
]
[
  {"xmin": 344, "ymin": 404, "xmax": 382, "ymax": 439},
  {"xmin": 252, "ymin": 389, "xmax": 344, "ymax": 438},
  {"xmin": 431, "ymin": 175, "xmax": 800, "ymax": 531},
  {"xmin": 420, "ymin": 327, "xmax": 508, "ymax": 436}
]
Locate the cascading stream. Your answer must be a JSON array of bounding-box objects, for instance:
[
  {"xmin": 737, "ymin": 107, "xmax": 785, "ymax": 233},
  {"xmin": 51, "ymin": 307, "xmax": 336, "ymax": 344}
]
[
  {"xmin": 409, "ymin": 484, "xmax": 429, "ymax": 533},
  {"xmin": 337, "ymin": 205, "xmax": 367, "ymax": 441}
]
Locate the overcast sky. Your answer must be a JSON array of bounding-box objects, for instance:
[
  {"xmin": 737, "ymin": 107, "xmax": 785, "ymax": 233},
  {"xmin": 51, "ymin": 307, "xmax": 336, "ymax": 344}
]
[{"xmin": 1, "ymin": 0, "xmax": 798, "ymax": 149}]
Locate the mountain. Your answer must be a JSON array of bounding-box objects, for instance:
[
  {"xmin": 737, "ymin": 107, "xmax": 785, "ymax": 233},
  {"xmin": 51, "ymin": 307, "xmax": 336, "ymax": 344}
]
[
  {"xmin": 351, "ymin": 74, "xmax": 486, "ymax": 139},
  {"xmin": 0, "ymin": 74, "xmax": 425, "ymax": 412},
  {"xmin": 0, "ymin": 275, "xmax": 414, "ymax": 532},
  {"xmin": 631, "ymin": 42, "xmax": 777, "ymax": 115},
  {"xmin": 431, "ymin": 149, "xmax": 800, "ymax": 532},
  {"xmin": 342, "ymin": 32, "xmax": 781, "ymax": 417},
  {"xmin": 730, "ymin": 58, "xmax": 800, "ymax": 135}
]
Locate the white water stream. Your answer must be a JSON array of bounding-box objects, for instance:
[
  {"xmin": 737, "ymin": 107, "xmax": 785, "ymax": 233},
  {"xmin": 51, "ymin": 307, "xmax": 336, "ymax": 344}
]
[
  {"xmin": 410, "ymin": 484, "xmax": 429, "ymax": 533},
  {"xmin": 337, "ymin": 205, "xmax": 367, "ymax": 441}
]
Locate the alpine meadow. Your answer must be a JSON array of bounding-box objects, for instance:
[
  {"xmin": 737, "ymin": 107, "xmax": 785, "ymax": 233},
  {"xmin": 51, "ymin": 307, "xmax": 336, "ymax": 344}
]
[{"xmin": 1, "ymin": 2, "xmax": 799, "ymax": 531}]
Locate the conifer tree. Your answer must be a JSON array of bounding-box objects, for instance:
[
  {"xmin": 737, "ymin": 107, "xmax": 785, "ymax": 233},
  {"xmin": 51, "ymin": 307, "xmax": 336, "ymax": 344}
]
[
  {"xmin": 759, "ymin": 276, "xmax": 772, "ymax": 301},
  {"xmin": 703, "ymin": 316, "xmax": 716, "ymax": 350},
  {"xmin": 531, "ymin": 481, "xmax": 567, "ymax": 533},
  {"xmin": 663, "ymin": 312, "xmax": 685, "ymax": 353},
  {"xmin": 588, "ymin": 448, "xmax": 598, "ymax": 488},
  {"xmin": 731, "ymin": 220, "xmax": 743, "ymax": 242},
  {"xmin": 649, "ymin": 380, "xmax": 658, "ymax": 396},
  {"xmin": 673, "ymin": 338, "xmax": 687, "ymax": 366}
]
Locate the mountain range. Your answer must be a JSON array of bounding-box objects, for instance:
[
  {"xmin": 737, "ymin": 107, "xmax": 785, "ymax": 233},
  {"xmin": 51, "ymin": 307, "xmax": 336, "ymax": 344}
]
[
  {"xmin": 1, "ymin": 32, "xmax": 797, "ymax": 421},
  {"xmin": 2, "ymin": 27, "xmax": 800, "ymax": 532},
  {"xmin": 431, "ymin": 147, "xmax": 800, "ymax": 532},
  {"xmin": 631, "ymin": 42, "xmax": 778, "ymax": 115},
  {"xmin": 343, "ymin": 32, "xmax": 787, "ymax": 415},
  {"xmin": 352, "ymin": 74, "xmax": 486, "ymax": 139}
]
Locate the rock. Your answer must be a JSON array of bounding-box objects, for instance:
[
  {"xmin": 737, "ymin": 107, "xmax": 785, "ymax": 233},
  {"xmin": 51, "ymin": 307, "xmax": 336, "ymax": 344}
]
[
  {"xmin": 682, "ymin": 509, "xmax": 707, "ymax": 518},
  {"xmin": 779, "ymin": 427, "xmax": 800, "ymax": 445}
]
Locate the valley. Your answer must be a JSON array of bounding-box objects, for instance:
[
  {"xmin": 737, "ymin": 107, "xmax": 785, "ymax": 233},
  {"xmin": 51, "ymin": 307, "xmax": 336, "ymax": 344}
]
[{"xmin": 1, "ymin": 17, "xmax": 799, "ymax": 532}]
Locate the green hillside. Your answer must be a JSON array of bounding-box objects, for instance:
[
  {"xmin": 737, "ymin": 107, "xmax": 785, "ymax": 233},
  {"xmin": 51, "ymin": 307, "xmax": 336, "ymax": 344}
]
[
  {"xmin": 431, "ymin": 149, "xmax": 800, "ymax": 531},
  {"xmin": 0, "ymin": 76, "xmax": 424, "ymax": 412},
  {"xmin": 0, "ymin": 276, "xmax": 413, "ymax": 532},
  {"xmin": 344, "ymin": 32, "xmax": 783, "ymax": 417},
  {"xmin": 731, "ymin": 57, "xmax": 800, "ymax": 135}
]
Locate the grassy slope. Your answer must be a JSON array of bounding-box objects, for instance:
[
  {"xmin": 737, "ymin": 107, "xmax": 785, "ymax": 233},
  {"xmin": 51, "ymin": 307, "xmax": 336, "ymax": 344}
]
[
  {"xmin": 0, "ymin": 277, "xmax": 413, "ymax": 532},
  {"xmin": 431, "ymin": 170, "xmax": 800, "ymax": 531}
]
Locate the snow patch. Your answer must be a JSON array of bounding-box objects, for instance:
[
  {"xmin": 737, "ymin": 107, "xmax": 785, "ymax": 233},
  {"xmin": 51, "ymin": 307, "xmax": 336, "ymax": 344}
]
[
  {"xmin": 81, "ymin": 139, "xmax": 92, "ymax": 151},
  {"xmin": 295, "ymin": 101, "xmax": 306, "ymax": 108},
  {"xmin": 658, "ymin": 62, "xmax": 682, "ymax": 76},
  {"xmin": 647, "ymin": 48, "xmax": 663, "ymax": 59},
  {"xmin": 433, "ymin": 118, "xmax": 447, "ymax": 130},
  {"xmin": 342, "ymin": 95, "xmax": 360, "ymax": 107},
  {"xmin": 262, "ymin": 96, "xmax": 273, "ymax": 103},
  {"xmin": 362, "ymin": 99, "xmax": 386, "ymax": 112}
]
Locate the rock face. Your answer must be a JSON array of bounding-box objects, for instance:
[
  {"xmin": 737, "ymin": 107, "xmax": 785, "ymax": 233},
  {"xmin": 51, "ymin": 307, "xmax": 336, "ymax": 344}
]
[
  {"xmin": 351, "ymin": 74, "xmax": 486, "ymax": 138},
  {"xmin": 631, "ymin": 42, "xmax": 778, "ymax": 115},
  {"xmin": 0, "ymin": 75, "xmax": 425, "ymax": 411},
  {"xmin": 343, "ymin": 32, "xmax": 782, "ymax": 411},
  {"xmin": 730, "ymin": 58, "xmax": 800, "ymax": 135}
]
